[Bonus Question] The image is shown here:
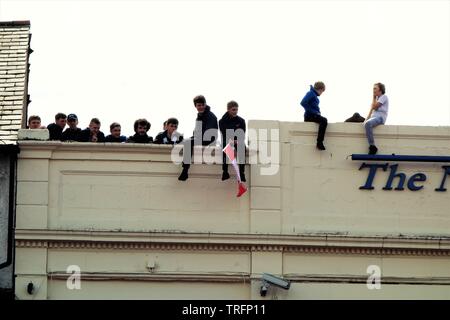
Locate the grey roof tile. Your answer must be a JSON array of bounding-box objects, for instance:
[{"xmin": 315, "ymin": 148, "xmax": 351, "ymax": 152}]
[
  {"xmin": 4, "ymin": 96, "xmax": 24, "ymax": 100},
  {"xmin": 0, "ymin": 135, "xmax": 18, "ymax": 141},
  {"xmin": 1, "ymin": 124, "xmax": 21, "ymax": 130},
  {"xmin": 5, "ymin": 87, "xmax": 26, "ymax": 92},
  {"xmin": 0, "ymin": 105, "xmax": 19, "ymax": 110},
  {"xmin": 6, "ymin": 78, "xmax": 25, "ymax": 83},
  {"xmin": 0, "ymin": 83, "xmax": 15, "ymax": 87},
  {"xmin": 1, "ymin": 114, "xmax": 22, "ymax": 120},
  {"xmin": 6, "ymin": 70, "xmax": 26, "ymax": 75}
]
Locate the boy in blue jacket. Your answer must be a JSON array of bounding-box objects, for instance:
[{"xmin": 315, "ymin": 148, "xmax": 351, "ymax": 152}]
[{"xmin": 300, "ymin": 81, "xmax": 327, "ymax": 150}]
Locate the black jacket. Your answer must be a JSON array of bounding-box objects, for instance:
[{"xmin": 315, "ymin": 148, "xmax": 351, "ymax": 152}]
[
  {"xmin": 47, "ymin": 123, "xmax": 64, "ymax": 140},
  {"xmin": 154, "ymin": 130, "xmax": 183, "ymax": 144},
  {"xmin": 61, "ymin": 128, "xmax": 82, "ymax": 141},
  {"xmin": 194, "ymin": 105, "xmax": 218, "ymax": 146},
  {"xmin": 126, "ymin": 133, "xmax": 153, "ymax": 143},
  {"xmin": 219, "ymin": 112, "xmax": 246, "ymax": 147},
  {"xmin": 78, "ymin": 128, "xmax": 106, "ymax": 142},
  {"xmin": 105, "ymin": 135, "xmax": 127, "ymax": 143}
]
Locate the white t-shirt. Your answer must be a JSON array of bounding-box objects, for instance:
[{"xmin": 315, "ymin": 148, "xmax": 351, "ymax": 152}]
[{"xmin": 372, "ymin": 94, "xmax": 389, "ymax": 124}]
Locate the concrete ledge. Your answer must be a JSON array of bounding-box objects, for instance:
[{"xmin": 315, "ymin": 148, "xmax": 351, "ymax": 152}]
[
  {"xmin": 17, "ymin": 129, "xmax": 49, "ymax": 141},
  {"xmin": 284, "ymin": 122, "xmax": 450, "ymax": 140}
]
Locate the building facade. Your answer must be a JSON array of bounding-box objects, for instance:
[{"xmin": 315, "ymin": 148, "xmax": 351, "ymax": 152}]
[
  {"xmin": 2, "ymin": 20, "xmax": 449, "ymax": 301},
  {"xmin": 0, "ymin": 21, "xmax": 31, "ymax": 299},
  {"xmin": 13, "ymin": 121, "xmax": 450, "ymax": 299}
]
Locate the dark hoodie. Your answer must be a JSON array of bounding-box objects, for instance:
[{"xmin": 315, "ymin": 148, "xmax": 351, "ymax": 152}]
[
  {"xmin": 47, "ymin": 123, "xmax": 64, "ymax": 141},
  {"xmin": 219, "ymin": 112, "xmax": 246, "ymax": 147},
  {"xmin": 105, "ymin": 135, "xmax": 127, "ymax": 143},
  {"xmin": 193, "ymin": 105, "xmax": 218, "ymax": 146},
  {"xmin": 300, "ymin": 85, "xmax": 321, "ymax": 117},
  {"xmin": 78, "ymin": 128, "xmax": 106, "ymax": 142},
  {"xmin": 154, "ymin": 130, "xmax": 183, "ymax": 144},
  {"xmin": 61, "ymin": 127, "xmax": 82, "ymax": 141},
  {"xmin": 126, "ymin": 133, "xmax": 153, "ymax": 143}
]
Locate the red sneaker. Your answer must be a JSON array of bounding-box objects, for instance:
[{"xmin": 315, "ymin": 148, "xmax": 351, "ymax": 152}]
[{"xmin": 237, "ymin": 182, "xmax": 247, "ymax": 197}]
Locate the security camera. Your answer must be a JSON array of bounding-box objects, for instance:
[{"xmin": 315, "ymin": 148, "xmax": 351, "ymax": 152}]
[
  {"xmin": 260, "ymin": 282, "xmax": 269, "ymax": 297},
  {"xmin": 27, "ymin": 282, "xmax": 34, "ymax": 295},
  {"xmin": 262, "ymin": 273, "xmax": 290, "ymax": 290}
]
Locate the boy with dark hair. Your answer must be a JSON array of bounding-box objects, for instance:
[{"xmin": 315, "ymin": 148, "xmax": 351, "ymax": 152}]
[
  {"xmin": 127, "ymin": 118, "xmax": 153, "ymax": 143},
  {"xmin": 47, "ymin": 113, "xmax": 67, "ymax": 140},
  {"xmin": 62, "ymin": 113, "xmax": 82, "ymax": 141},
  {"xmin": 154, "ymin": 118, "xmax": 183, "ymax": 144},
  {"xmin": 219, "ymin": 100, "xmax": 246, "ymax": 182},
  {"xmin": 301, "ymin": 81, "xmax": 327, "ymax": 150},
  {"xmin": 178, "ymin": 95, "xmax": 218, "ymax": 181},
  {"xmin": 105, "ymin": 122, "xmax": 127, "ymax": 143},
  {"xmin": 79, "ymin": 118, "xmax": 106, "ymax": 142},
  {"xmin": 28, "ymin": 115, "xmax": 44, "ymax": 129}
]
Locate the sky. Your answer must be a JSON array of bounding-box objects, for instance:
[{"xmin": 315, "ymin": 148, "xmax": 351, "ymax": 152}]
[{"xmin": 1, "ymin": 0, "xmax": 449, "ymax": 137}]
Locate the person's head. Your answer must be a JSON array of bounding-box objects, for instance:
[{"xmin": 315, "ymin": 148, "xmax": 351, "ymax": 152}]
[
  {"xmin": 109, "ymin": 122, "xmax": 121, "ymax": 138},
  {"xmin": 166, "ymin": 118, "xmax": 179, "ymax": 135},
  {"xmin": 67, "ymin": 114, "xmax": 79, "ymax": 129},
  {"xmin": 55, "ymin": 113, "xmax": 67, "ymax": 129},
  {"xmin": 163, "ymin": 121, "xmax": 168, "ymax": 130},
  {"xmin": 89, "ymin": 118, "xmax": 101, "ymax": 135},
  {"xmin": 373, "ymin": 82, "xmax": 385, "ymax": 97},
  {"xmin": 313, "ymin": 82, "xmax": 326, "ymax": 96},
  {"xmin": 193, "ymin": 95, "xmax": 207, "ymax": 114},
  {"xmin": 227, "ymin": 100, "xmax": 239, "ymax": 118},
  {"xmin": 134, "ymin": 118, "xmax": 151, "ymax": 135},
  {"xmin": 28, "ymin": 115, "xmax": 41, "ymax": 129}
]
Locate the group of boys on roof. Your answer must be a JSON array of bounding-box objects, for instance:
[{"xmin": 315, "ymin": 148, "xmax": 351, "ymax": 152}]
[{"xmin": 25, "ymin": 83, "xmax": 388, "ymax": 181}]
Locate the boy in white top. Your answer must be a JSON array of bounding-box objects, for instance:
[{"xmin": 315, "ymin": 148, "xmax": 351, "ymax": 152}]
[{"xmin": 364, "ymin": 83, "xmax": 389, "ymax": 155}]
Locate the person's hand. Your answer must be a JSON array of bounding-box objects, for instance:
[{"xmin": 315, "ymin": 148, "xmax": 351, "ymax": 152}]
[{"xmin": 91, "ymin": 134, "xmax": 98, "ymax": 142}]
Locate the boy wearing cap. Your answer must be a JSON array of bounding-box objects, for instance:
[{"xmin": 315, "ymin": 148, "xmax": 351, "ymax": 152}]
[{"xmin": 62, "ymin": 113, "xmax": 82, "ymax": 141}]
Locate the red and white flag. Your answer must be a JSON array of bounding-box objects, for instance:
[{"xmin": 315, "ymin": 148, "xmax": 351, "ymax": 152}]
[{"xmin": 223, "ymin": 142, "xmax": 247, "ymax": 197}]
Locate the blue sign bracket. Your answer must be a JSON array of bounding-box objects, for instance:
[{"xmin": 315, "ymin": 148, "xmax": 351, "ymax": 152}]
[{"xmin": 351, "ymin": 154, "xmax": 450, "ymax": 163}]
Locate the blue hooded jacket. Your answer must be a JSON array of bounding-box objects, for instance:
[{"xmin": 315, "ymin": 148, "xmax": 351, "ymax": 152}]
[{"xmin": 300, "ymin": 85, "xmax": 321, "ymax": 117}]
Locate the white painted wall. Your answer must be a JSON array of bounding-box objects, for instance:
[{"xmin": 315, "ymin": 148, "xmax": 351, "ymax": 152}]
[{"xmin": 14, "ymin": 121, "xmax": 450, "ymax": 299}]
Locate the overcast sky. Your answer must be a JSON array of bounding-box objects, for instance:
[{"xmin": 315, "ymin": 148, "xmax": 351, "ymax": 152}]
[{"xmin": 1, "ymin": 0, "xmax": 449, "ymax": 137}]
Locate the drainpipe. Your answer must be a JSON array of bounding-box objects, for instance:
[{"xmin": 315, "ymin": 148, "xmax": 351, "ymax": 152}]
[{"xmin": 0, "ymin": 144, "xmax": 20, "ymax": 299}]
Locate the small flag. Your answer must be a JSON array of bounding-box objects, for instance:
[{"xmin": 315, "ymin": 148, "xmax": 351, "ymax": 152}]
[
  {"xmin": 223, "ymin": 142, "xmax": 236, "ymax": 161},
  {"xmin": 223, "ymin": 142, "xmax": 247, "ymax": 197}
]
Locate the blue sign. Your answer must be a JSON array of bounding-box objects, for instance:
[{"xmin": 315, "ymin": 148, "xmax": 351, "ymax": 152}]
[{"xmin": 352, "ymin": 154, "xmax": 450, "ymax": 192}]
